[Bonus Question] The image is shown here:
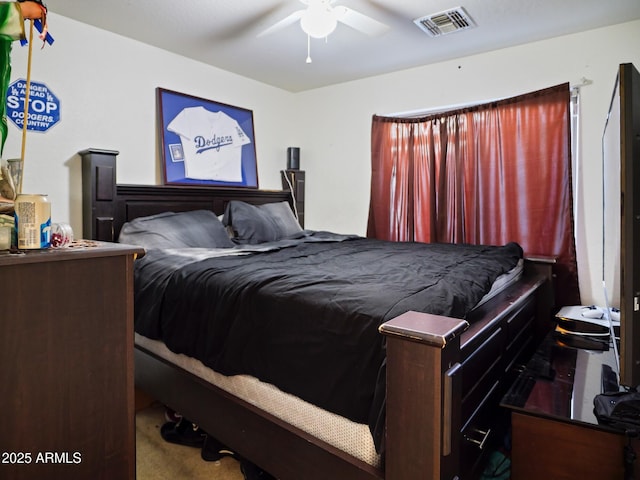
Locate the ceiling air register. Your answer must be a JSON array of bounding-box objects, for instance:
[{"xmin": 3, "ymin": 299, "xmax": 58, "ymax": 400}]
[{"xmin": 413, "ymin": 7, "xmax": 476, "ymax": 37}]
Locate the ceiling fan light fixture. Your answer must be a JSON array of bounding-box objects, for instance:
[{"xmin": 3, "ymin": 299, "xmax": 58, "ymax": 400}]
[{"xmin": 300, "ymin": 3, "xmax": 337, "ymax": 38}]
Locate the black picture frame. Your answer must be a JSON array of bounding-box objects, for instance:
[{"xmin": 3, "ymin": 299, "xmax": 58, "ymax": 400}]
[{"xmin": 157, "ymin": 87, "xmax": 258, "ymax": 188}]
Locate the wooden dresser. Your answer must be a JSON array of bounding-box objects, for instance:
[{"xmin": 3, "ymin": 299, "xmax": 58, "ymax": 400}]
[
  {"xmin": 0, "ymin": 242, "xmax": 143, "ymax": 480},
  {"xmin": 502, "ymin": 330, "xmax": 640, "ymax": 479}
]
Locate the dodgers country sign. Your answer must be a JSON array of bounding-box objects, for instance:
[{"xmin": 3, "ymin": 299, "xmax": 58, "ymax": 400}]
[{"xmin": 6, "ymin": 79, "xmax": 60, "ymax": 132}]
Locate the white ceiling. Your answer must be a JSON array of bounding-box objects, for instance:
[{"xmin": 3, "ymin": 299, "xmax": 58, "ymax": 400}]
[{"xmin": 48, "ymin": 0, "xmax": 640, "ymax": 93}]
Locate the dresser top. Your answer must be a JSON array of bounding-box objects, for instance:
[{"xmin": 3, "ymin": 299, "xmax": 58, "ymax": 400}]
[
  {"xmin": 501, "ymin": 330, "xmax": 619, "ymax": 428},
  {"xmin": 0, "ymin": 240, "xmax": 144, "ymax": 266}
]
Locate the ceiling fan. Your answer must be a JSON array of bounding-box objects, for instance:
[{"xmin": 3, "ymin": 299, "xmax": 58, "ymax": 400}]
[{"xmin": 258, "ymin": 0, "xmax": 390, "ymax": 63}]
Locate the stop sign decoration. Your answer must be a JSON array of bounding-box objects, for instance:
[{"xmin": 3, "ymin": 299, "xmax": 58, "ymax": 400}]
[{"xmin": 6, "ymin": 79, "xmax": 60, "ymax": 132}]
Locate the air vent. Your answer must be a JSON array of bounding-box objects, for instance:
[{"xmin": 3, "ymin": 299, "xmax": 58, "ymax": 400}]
[{"xmin": 413, "ymin": 7, "xmax": 475, "ymax": 37}]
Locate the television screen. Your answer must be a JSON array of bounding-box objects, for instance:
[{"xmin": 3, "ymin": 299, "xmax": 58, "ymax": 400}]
[
  {"xmin": 602, "ymin": 72, "xmax": 621, "ymax": 309},
  {"xmin": 602, "ymin": 63, "xmax": 640, "ymax": 389}
]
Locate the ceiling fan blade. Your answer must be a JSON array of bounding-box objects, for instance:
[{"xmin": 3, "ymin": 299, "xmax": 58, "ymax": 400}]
[
  {"xmin": 301, "ymin": 0, "xmax": 339, "ymax": 4},
  {"xmin": 257, "ymin": 9, "xmax": 305, "ymax": 38},
  {"xmin": 364, "ymin": 0, "xmax": 408, "ymax": 24},
  {"xmin": 333, "ymin": 6, "xmax": 390, "ymax": 36},
  {"xmin": 208, "ymin": 4, "xmax": 285, "ymax": 41}
]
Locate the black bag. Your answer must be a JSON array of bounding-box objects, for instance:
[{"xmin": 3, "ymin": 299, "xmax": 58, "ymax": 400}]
[
  {"xmin": 594, "ymin": 391, "xmax": 640, "ymax": 433},
  {"xmin": 594, "ymin": 391, "xmax": 640, "ymax": 479}
]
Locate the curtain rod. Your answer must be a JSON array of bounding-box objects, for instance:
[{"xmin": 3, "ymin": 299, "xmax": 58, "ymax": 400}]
[
  {"xmin": 382, "ymin": 99, "xmax": 495, "ymax": 119},
  {"xmin": 571, "ymin": 77, "xmax": 593, "ymax": 92},
  {"xmin": 381, "ymin": 78, "xmax": 593, "ymax": 119}
]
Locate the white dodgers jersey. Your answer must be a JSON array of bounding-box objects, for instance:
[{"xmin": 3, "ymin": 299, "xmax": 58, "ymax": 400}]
[{"xmin": 167, "ymin": 106, "xmax": 251, "ymax": 182}]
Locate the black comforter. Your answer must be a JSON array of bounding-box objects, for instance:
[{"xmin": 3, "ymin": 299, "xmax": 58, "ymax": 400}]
[{"xmin": 133, "ymin": 232, "xmax": 522, "ymax": 450}]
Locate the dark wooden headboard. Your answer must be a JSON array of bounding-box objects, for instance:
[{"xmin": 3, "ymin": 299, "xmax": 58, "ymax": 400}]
[{"xmin": 80, "ymin": 148, "xmax": 294, "ymax": 242}]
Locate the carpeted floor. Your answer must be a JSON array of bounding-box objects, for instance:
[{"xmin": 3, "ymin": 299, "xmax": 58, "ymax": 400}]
[{"xmin": 136, "ymin": 403, "xmax": 244, "ymax": 480}]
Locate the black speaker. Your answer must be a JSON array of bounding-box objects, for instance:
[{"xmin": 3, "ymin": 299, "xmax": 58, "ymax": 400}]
[{"xmin": 287, "ymin": 147, "xmax": 300, "ymax": 170}]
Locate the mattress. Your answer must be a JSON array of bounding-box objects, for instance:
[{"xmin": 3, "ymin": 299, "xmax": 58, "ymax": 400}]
[
  {"xmin": 135, "ymin": 333, "xmax": 383, "ymax": 468},
  {"xmin": 477, "ymin": 258, "xmax": 524, "ymax": 306}
]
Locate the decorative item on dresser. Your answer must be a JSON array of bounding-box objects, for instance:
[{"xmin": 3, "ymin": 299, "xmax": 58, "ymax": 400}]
[
  {"xmin": 80, "ymin": 147, "xmax": 555, "ymax": 480},
  {"xmin": 0, "ymin": 241, "xmax": 143, "ymax": 480}
]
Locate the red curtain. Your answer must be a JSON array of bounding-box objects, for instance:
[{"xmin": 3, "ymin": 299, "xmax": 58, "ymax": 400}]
[{"xmin": 368, "ymin": 84, "xmax": 580, "ymax": 306}]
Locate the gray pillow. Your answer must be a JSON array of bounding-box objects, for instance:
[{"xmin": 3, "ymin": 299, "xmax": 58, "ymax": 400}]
[
  {"xmin": 223, "ymin": 200, "xmax": 302, "ymax": 244},
  {"xmin": 118, "ymin": 210, "xmax": 235, "ymax": 249}
]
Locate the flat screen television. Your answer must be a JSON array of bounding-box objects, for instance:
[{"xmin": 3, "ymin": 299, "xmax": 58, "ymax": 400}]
[{"xmin": 602, "ymin": 62, "xmax": 640, "ymax": 389}]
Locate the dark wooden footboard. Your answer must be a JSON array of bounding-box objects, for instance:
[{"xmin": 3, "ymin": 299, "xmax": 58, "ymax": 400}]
[
  {"xmin": 81, "ymin": 148, "xmax": 554, "ymax": 480},
  {"xmin": 381, "ymin": 263, "xmax": 553, "ymax": 479}
]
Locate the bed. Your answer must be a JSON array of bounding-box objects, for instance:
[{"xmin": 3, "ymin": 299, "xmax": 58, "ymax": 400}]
[{"xmin": 81, "ymin": 149, "xmax": 555, "ymax": 480}]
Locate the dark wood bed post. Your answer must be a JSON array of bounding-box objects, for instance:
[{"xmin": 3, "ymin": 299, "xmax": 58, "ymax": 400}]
[
  {"xmin": 380, "ymin": 312, "xmax": 468, "ymax": 479},
  {"xmin": 81, "ymin": 148, "xmax": 120, "ymax": 241}
]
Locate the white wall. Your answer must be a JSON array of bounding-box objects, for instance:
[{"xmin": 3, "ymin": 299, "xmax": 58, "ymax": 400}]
[
  {"xmin": 4, "ymin": 13, "xmax": 297, "ymax": 236},
  {"xmin": 5, "ymin": 13, "xmax": 639, "ymax": 306}
]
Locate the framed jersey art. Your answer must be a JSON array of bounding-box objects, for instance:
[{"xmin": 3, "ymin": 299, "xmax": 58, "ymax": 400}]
[{"xmin": 157, "ymin": 88, "xmax": 258, "ymax": 188}]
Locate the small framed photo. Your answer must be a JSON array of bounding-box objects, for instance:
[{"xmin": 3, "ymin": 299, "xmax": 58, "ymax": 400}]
[
  {"xmin": 168, "ymin": 144, "xmax": 184, "ymax": 162},
  {"xmin": 157, "ymin": 87, "xmax": 258, "ymax": 188}
]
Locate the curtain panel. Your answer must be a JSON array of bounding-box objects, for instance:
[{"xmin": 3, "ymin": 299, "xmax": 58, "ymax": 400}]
[{"xmin": 368, "ymin": 84, "xmax": 580, "ymax": 305}]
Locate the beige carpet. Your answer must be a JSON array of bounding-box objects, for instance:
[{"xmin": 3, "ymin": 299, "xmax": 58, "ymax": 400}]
[{"xmin": 136, "ymin": 403, "xmax": 244, "ymax": 480}]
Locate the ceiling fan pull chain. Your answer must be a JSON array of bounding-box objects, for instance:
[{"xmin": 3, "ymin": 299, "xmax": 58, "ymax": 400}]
[{"xmin": 306, "ymin": 34, "xmax": 312, "ymax": 63}]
